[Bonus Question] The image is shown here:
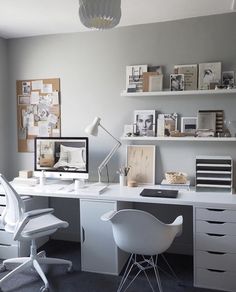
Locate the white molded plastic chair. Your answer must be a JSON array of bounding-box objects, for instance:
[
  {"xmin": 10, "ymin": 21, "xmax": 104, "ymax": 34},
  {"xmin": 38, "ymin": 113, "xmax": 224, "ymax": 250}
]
[
  {"xmin": 101, "ymin": 209, "xmax": 183, "ymax": 292},
  {"xmin": 0, "ymin": 174, "xmax": 72, "ymax": 292}
]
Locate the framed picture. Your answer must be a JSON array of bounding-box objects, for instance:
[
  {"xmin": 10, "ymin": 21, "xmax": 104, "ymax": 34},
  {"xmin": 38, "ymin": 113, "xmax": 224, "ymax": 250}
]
[
  {"xmin": 222, "ymin": 71, "xmax": 234, "ymax": 87},
  {"xmin": 126, "ymin": 65, "xmax": 148, "ymax": 92},
  {"xmin": 198, "ymin": 62, "xmax": 221, "ymax": 90},
  {"xmin": 170, "ymin": 74, "xmax": 184, "ymax": 91},
  {"xmin": 126, "ymin": 145, "xmax": 155, "ymax": 185},
  {"xmin": 181, "ymin": 117, "xmax": 197, "ymax": 134},
  {"xmin": 157, "ymin": 113, "xmax": 178, "ymax": 136},
  {"xmin": 134, "ymin": 110, "xmax": 156, "ymax": 136}
]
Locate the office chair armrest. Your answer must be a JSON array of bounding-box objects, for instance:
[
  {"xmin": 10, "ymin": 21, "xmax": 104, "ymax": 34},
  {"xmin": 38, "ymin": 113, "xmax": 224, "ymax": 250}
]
[
  {"xmin": 13, "ymin": 208, "xmax": 54, "ymax": 240},
  {"xmin": 101, "ymin": 210, "xmax": 117, "ymax": 221}
]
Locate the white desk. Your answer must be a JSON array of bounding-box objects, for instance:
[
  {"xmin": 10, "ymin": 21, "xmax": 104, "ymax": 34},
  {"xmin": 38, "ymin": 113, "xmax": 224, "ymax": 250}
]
[{"xmin": 1, "ymin": 182, "xmax": 236, "ymax": 291}]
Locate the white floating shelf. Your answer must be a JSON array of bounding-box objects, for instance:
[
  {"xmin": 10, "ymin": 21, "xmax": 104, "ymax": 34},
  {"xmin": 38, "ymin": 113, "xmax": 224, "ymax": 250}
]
[
  {"xmin": 121, "ymin": 136, "xmax": 236, "ymax": 142},
  {"xmin": 121, "ymin": 88, "xmax": 236, "ymax": 97}
]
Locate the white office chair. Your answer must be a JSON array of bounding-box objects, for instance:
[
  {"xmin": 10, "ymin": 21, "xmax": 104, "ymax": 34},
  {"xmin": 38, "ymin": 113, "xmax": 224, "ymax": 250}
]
[
  {"xmin": 0, "ymin": 174, "xmax": 72, "ymax": 292},
  {"xmin": 101, "ymin": 209, "xmax": 183, "ymax": 292}
]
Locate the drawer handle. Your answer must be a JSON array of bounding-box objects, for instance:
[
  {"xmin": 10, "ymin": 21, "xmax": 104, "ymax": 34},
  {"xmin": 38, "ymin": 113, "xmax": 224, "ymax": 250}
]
[
  {"xmin": 206, "ymin": 233, "xmax": 226, "ymax": 237},
  {"xmin": 207, "ymin": 269, "xmax": 226, "ymax": 273},
  {"xmin": 207, "ymin": 251, "xmax": 226, "ymax": 255},
  {"xmin": 82, "ymin": 227, "xmax": 85, "ymax": 243},
  {"xmin": 206, "ymin": 208, "xmax": 225, "ymax": 212},
  {"xmin": 206, "ymin": 221, "xmax": 225, "ymax": 224}
]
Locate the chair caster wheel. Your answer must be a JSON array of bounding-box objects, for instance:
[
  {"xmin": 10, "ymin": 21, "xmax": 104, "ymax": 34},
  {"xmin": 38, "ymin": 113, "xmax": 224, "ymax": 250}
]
[
  {"xmin": 40, "ymin": 285, "xmax": 49, "ymax": 292},
  {"xmin": 67, "ymin": 265, "xmax": 73, "ymax": 273},
  {"xmin": 0, "ymin": 264, "xmax": 6, "ymax": 273}
]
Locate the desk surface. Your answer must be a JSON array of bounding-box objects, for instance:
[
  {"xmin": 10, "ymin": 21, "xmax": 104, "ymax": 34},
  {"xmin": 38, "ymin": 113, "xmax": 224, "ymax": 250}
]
[{"xmin": 1, "ymin": 181, "xmax": 236, "ymax": 210}]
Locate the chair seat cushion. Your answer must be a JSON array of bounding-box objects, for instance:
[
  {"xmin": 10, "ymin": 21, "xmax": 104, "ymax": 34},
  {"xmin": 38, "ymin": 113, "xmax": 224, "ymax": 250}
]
[{"xmin": 21, "ymin": 214, "xmax": 68, "ymax": 238}]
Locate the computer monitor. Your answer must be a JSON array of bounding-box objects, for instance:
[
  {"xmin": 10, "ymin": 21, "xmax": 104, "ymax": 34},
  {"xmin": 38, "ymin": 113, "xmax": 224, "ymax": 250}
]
[{"xmin": 34, "ymin": 137, "xmax": 89, "ymax": 180}]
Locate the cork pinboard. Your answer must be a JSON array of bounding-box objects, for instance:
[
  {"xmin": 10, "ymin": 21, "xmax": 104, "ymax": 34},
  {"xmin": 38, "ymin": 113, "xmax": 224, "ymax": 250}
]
[{"xmin": 16, "ymin": 78, "xmax": 61, "ymax": 152}]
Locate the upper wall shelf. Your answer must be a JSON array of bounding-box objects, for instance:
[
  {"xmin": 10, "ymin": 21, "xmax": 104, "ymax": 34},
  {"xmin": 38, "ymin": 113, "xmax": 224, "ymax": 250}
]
[
  {"xmin": 121, "ymin": 136, "xmax": 236, "ymax": 142},
  {"xmin": 121, "ymin": 88, "xmax": 236, "ymax": 97}
]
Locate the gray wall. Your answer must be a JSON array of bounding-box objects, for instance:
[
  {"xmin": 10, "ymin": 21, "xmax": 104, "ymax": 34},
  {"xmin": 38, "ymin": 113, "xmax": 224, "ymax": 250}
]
[
  {"xmin": 0, "ymin": 38, "xmax": 9, "ymax": 177},
  {"xmin": 6, "ymin": 13, "xmax": 236, "ymax": 245}
]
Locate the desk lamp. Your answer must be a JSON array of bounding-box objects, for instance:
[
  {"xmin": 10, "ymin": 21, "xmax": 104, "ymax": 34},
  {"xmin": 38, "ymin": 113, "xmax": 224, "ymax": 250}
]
[{"xmin": 85, "ymin": 117, "xmax": 121, "ymax": 184}]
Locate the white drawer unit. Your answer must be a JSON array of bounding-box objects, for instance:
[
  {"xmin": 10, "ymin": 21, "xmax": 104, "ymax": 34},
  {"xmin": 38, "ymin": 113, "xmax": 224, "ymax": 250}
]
[
  {"xmin": 194, "ymin": 206, "xmax": 236, "ymax": 291},
  {"xmin": 0, "ymin": 196, "xmax": 48, "ymax": 259},
  {"xmin": 196, "ymin": 156, "xmax": 233, "ymax": 193}
]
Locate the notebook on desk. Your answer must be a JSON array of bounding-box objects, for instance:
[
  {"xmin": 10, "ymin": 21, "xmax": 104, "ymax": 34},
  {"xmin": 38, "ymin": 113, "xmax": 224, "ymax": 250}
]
[{"xmin": 140, "ymin": 189, "xmax": 178, "ymax": 198}]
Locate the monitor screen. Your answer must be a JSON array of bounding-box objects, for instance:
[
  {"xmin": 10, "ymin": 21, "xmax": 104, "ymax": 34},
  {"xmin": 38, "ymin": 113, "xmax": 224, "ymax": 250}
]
[{"xmin": 34, "ymin": 137, "xmax": 89, "ymax": 180}]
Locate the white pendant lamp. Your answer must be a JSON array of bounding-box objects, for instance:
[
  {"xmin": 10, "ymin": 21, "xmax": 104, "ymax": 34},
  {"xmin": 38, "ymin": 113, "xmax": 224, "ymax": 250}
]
[{"xmin": 79, "ymin": 0, "xmax": 121, "ymax": 30}]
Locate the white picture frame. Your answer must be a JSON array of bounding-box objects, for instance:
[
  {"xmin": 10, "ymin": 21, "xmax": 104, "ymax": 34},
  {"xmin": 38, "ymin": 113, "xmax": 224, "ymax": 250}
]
[
  {"xmin": 181, "ymin": 117, "xmax": 197, "ymax": 134},
  {"xmin": 157, "ymin": 113, "xmax": 178, "ymax": 137},
  {"xmin": 126, "ymin": 145, "xmax": 156, "ymax": 185},
  {"xmin": 198, "ymin": 62, "xmax": 221, "ymax": 90},
  {"xmin": 222, "ymin": 71, "xmax": 234, "ymax": 87},
  {"xmin": 134, "ymin": 110, "xmax": 156, "ymax": 136},
  {"xmin": 170, "ymin": 74, "xmax": 184, "ymax": 91}
]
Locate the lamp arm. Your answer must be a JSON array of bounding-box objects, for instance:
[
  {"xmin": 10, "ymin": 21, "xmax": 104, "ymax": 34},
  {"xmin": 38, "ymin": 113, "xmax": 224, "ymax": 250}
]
[{"xmin": 97, "ymin": 124, "xmax": 121, "ymax": 183}]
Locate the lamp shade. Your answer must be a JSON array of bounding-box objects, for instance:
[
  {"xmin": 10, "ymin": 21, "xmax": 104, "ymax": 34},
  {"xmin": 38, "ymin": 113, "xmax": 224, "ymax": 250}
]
[
  {"xmin": 79, "ymin": 0, "xmax": 121, "ymax": 30},
  {"xmin": 85, "ymin": 117, "xmax": 101, "ymax": 136}
]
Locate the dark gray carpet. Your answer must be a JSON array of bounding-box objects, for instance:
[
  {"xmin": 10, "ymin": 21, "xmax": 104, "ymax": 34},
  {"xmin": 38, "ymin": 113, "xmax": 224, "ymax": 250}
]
[{"xmin": 0, "ymin": 240, "xmax": 219, "ymax": 292}]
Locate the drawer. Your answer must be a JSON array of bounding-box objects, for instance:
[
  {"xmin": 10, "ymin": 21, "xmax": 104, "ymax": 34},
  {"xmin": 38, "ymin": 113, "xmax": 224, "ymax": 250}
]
[
  {"xmin": 196, "ymin": 233, "xmax": 236, "ymax": 253},
  {"xmin": 0, "ymin": 245, "xmax": 18, "ymax": 260},
  {"xmin": 0, "ymin": 230, "xmax": 16, "ymax": 245},
  {"xmin": 195, "ymin": 268, "xmax": 236, "ymax": 291},
  {"xmin": 196, "ymin": 250, "xmax": 236, "ymax": 272},
  {"xmin": 196, "ymin": 220, "xmax": 236, "ymax": 235},
  {"xmin": 196, "ymin": 208, "xmax": 236, "ymax": 222}
]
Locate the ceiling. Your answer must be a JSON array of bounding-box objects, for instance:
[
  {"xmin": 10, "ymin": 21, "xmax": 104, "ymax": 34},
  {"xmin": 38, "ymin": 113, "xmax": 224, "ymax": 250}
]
[{"xmin": 0, "ymin": 0, "xmax": 235, "ymax": 39}]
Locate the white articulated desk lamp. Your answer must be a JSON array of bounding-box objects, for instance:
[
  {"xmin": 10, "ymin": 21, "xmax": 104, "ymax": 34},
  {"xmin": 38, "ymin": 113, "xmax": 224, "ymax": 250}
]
[{"xmin": 85, "ymin": 117, "xmax": 121, "ymax": 185}]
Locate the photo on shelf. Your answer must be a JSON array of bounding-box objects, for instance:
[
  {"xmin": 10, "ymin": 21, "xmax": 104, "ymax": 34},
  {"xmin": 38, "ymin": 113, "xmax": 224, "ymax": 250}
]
[
  {"xmin": 126, "ymin": 65, "xmax": 148, "ymax": 92},
  {"xmin": 126, "ymin": 145, "xmax": 156, "ymax": 185},
  {"xmin": 198, "ymin": 62, "xmax": 221, "ymax": 90},
  {"xmin": 222, "ymin": 71, "xmax": 234, "ymax": 87},
  {"xmin": 174, "ymin": 64, "xmax": 198, "ymax": 90},
  {"xmin": 134, "ymin": 110, "xmax": 156, "ymax": 137},
  {"xmin": 170, "ymin": 74, "xmax": 184, "ymax": 91},
  {"xmin": 181, "ymin": 117, "xmax": 197, "ymax": 135},
  {"xmin": 157, "ymin": 113, "xmax": 178, "ymax": 136}
]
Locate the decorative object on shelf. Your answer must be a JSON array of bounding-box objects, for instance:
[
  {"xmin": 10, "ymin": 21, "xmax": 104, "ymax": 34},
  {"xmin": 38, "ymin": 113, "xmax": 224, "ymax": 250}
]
[
  {"xmin": 143, "ymin": 72, "xmax": 161, "ymax": 92},
  {"xmin": 123, "ymin": 124, "xmax": 135, "ymax": 137},
  {"xmin": 134, "ymin": 110, "xmax": 156, "ymax": 137},
  {"xmin": 222, "ymin": 71, "xmax": 234, "ymax": 87},
  {"xmin": 149, "ymin": 75, "xmax": 163, "ymax": 92},
  {"xmin": 198, "ymin": 110, "xmax": 223, "ymax": 136},
  {"xmin": 198, "ymin": 62, "xmax": 221, "ymax": 90},
  {"xmin": 85, "ymin": 116, "xmax": 121, "ymax": 183},
  {"xmin": 78, "ymin": 0, "xmax": 121, "ymax": 30},
  {"xmin": 170, "ymin": 74, "xmax": 184, "ymax": 91},
  {"xmin": 174, "ymin": 64, "xmax": 198, "ymax": 90},
  {"xmin": 196, "ymin": 129, "xmax": 215, "ymax": 137},
  {"xmin": 126, "ymin": 65, "xmax": 147, "ymax": 92},
  {"xmin": 165, "ymin": 172, "xmax": 188, "ymax": 184},
  {"xmin": 227, "ymin": 120, "xmax": 236, "ymax": 137},
  {"xmin": 181, "ymin": 117, "xmax": 197, "ymax": 135},
  {"xmin": 157, "ymin": 113, "xmax": 178, "ymax": 137},
  {"xmin": 196, "ymin": 155, "xmax": 233, "ymax": 193},
  {"xmin": 148, "ymin": 65, "xmax": 162, "ymax": 74},
  {"xmin": 126, "ymin": 145, "xmax": 156, "ymax": 185},
  {"xmin": 169, "ymin": 130, "xmax": 186, "ymax": 137},
  {"xmin": 197, "ymin": 111, "xmax": 216, "ymax": 134}
]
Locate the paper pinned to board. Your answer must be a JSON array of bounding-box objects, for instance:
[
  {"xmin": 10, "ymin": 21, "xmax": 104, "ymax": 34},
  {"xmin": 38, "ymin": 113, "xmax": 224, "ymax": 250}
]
[
  {"xmin": 30, "ymin": 91, "xmax": 40, "ymax": 104},
  {"xmin": 32, "ymin": 80, "xmax": 43, "ymax": 91}
]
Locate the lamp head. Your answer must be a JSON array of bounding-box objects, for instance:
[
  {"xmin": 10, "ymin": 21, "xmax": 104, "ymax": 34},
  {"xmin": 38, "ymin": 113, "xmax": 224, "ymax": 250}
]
[{"xmin": 85, "ymin": 117, "xmax": 101, "ymax": 136}]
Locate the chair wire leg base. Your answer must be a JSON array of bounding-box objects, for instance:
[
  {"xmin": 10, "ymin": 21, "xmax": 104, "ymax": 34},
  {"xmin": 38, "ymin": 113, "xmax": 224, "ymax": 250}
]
[{"xmin": 117, "ymin": 254, "xmax": 163, "ymax": 292}]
